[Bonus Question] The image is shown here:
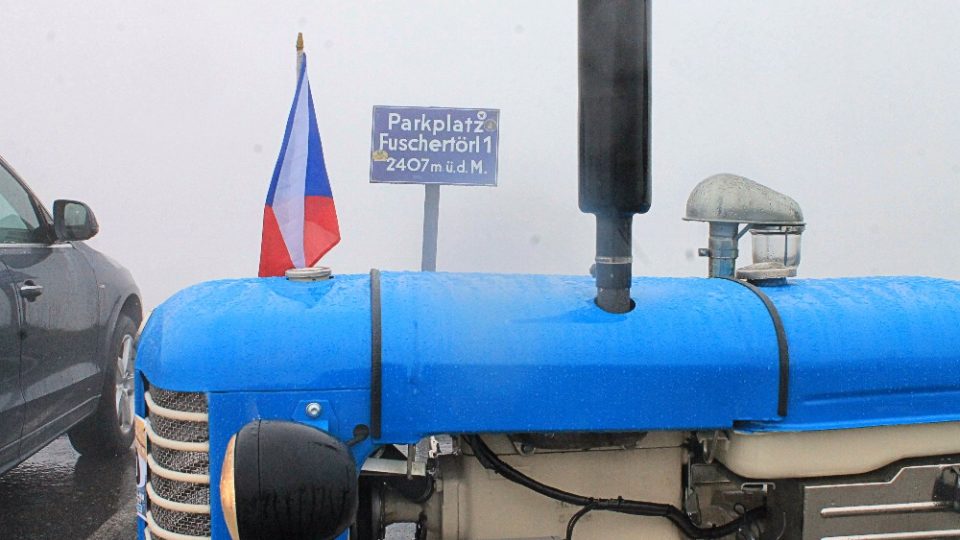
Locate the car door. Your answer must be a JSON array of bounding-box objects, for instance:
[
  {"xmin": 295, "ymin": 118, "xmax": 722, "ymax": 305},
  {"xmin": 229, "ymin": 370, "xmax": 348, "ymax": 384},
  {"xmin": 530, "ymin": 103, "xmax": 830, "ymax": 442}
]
[
  {"xmin": 0, "ymin": 162, "xmax": 100, "ymax": 457},
  {"xmin": 0, "ymin": 258, "xmax": 23, "ymax": 471}
]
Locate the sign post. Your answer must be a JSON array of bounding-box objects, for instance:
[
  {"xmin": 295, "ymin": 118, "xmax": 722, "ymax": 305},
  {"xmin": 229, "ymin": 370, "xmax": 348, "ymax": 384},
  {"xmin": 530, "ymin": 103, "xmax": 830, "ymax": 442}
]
[
  {"xmin": 370, "ymin": 106, "xmax": 500, "ymax": 271},
  {"xmin": 421, "ymin": 184, "xmax": 441, "ymax": 271}
]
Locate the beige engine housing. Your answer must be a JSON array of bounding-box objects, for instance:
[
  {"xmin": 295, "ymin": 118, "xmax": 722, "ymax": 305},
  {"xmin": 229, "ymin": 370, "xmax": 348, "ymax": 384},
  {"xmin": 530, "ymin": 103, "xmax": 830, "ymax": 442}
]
[
  {"xmin": 369, "ymin": 423, "xmax": 960, "ymax": 539},
  {"xmin": 433, "ymin": 433, "xmax": 684, "ymax": 540}
]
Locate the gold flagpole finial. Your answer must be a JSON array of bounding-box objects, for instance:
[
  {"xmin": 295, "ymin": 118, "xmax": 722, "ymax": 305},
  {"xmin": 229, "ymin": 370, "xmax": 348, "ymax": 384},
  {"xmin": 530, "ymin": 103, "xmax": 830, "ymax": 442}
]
[{"xmin": 296, "ymin": 32, "xmax": 304, "ymax": 52}]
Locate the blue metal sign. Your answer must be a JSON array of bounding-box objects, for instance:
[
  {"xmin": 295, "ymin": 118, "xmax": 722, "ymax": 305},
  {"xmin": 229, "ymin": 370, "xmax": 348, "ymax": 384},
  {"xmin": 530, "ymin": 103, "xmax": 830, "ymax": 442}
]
[{"xmin": 370, "ymin": 106, "xmax": 499, "ymax": 186}]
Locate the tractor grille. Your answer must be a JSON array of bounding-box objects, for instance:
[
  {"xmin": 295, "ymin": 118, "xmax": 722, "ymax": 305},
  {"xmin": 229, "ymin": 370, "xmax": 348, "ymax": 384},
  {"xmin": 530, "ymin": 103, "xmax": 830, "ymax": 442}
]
[
  {"xmin": 144, "ymin": 384, "xmax": 211, "ymax": 539},
  {"xmin": 152, "ymin": 474, "xmax": 210, "ymax": 506},
  {"xmin": 152, "ymin": 446, "xmax": 209, "ymax": 476},
  {"xmin": 151, "ymin": 506, "xmax": 212, "ymax": 537},
  {"xmin": 150, "ymin": 387, "xmax": 208, "ymax": 414},
  {"xmin": 151, "ymin": 414, "xmax": 209, "ymax": 443}
]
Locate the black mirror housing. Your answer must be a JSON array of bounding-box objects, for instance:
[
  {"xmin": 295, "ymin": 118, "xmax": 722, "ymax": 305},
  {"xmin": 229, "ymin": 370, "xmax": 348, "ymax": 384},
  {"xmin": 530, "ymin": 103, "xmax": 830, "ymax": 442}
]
[{"xmin": 53, "ymin": 200, "xmax": 99, "ymax": 241}]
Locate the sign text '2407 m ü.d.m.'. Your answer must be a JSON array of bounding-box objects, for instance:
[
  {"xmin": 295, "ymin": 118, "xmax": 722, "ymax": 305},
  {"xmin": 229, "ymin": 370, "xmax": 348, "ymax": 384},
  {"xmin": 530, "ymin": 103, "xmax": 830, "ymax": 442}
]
[{"xmin": 370, "ymin": 106, "xmax": 500, "ymax": 186}]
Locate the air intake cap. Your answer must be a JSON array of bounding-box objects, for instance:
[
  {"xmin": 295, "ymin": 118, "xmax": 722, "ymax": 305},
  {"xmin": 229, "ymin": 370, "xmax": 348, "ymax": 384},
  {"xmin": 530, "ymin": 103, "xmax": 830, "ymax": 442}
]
[{"xmin": 685, "ymin": 174, "xmax": 804, "ymax": 283}]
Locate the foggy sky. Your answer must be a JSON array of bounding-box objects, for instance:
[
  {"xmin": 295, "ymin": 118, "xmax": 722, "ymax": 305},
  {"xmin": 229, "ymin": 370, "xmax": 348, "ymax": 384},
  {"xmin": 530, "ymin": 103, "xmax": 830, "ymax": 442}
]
[{"xmin": 2, "ymin": 1, "xmax": 959, "ymax": 308}]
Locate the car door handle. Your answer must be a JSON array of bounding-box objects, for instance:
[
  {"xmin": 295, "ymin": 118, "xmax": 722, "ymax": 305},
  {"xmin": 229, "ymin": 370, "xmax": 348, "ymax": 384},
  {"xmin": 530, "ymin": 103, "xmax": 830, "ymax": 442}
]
[{"xmin": 19, "ymin": 282, "xmax": 43, "ymax": 300}]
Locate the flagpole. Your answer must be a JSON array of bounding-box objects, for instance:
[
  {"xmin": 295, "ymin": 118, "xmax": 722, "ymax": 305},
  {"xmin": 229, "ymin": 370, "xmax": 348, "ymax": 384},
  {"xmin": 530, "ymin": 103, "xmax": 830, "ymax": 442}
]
[
  {"xmin": 296, "ymin": 32, "xmax": 305, "ymax": 78},
  {"xmin": 297, "ymin": 33, "xmax": 330, "ymax": 274}
]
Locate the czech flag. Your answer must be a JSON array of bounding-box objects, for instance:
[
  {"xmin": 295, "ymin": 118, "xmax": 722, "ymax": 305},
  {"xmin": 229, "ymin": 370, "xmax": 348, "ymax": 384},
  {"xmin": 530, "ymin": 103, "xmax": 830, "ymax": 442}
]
[{"xmin": 259, "ymin": 53, "xmax": 340, "ymax": 277}]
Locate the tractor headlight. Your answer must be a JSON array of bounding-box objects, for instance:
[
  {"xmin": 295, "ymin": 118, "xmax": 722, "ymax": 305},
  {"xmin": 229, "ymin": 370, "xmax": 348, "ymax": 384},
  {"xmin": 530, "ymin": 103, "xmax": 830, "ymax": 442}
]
[
  {"xmin": 220, "ymin": 434, "xmax": 240, "ymax": 540},
  {"xmin": 219, "ymin": 420, "xmax": 358, "ymax": 540}
]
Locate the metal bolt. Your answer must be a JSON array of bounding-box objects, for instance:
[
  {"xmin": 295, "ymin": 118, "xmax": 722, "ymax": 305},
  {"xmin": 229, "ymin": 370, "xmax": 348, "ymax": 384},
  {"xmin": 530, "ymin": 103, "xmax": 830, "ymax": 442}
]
[{"xmin": 305, "ymin": 402, "xmax": 322, "ymax": 418}]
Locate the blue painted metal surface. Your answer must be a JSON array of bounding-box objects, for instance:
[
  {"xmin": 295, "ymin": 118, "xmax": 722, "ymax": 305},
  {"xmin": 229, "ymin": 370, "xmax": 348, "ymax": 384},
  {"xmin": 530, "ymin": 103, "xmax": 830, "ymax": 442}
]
[
  {"xmin": 135, "ymin": 272, "xmax": 960, "ymax": 540},
  {"xmin": 138, "ymin": 273, "xmax": 782, "ymax": 438},
  {"xmin": 739, "ymin": 277, "xmax": 960, "ymax": 431},
  {"xmin": 378, "ymin": 273, "xmax": 780, "ymax": 440},
  {"xmin": 137, "ymin": 272, "xmax": 960, "ymax": 437},
  {"xmin": 137, "ymin": 275, "xmax": 371, "ymax": 392}
]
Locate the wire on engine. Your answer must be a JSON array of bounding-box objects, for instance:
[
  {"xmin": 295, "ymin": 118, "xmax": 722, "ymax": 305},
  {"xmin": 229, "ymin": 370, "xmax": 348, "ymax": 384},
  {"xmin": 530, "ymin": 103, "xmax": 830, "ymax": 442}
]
[
  {"xmin": 462, "ymin": 435, "xmax": 765, "ymax": 539},
  {"xmin": 565, "ymin": 503, "xmax": 597, "ymax": 540}
]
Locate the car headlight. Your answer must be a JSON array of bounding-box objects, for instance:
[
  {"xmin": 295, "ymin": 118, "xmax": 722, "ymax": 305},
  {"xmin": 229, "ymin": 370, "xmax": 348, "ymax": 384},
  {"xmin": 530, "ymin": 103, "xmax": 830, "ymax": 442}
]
[{"xmin": 220, "ymin": 420, "xmax": 358, "ymax": 540}]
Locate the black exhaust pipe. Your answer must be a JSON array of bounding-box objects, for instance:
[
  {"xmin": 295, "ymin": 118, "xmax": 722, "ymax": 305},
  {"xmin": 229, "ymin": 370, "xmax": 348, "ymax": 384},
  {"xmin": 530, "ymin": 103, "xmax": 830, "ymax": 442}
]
[{"xmin": 579, "ymin": 0, "xmax": 651, "ymax": 313}]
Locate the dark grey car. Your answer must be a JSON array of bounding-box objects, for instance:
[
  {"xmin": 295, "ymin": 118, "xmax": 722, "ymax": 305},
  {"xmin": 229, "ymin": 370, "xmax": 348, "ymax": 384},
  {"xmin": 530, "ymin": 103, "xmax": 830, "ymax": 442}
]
[{"xmin": 0, "ymin": 155, "xmax": 141, "ymax": 474}]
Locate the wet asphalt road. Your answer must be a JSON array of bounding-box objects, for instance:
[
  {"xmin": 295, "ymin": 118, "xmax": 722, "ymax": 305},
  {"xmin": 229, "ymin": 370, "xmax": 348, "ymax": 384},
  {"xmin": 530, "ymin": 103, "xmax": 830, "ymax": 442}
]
[{"xmin": 0, "ymin": 436, "xmax": 135, "ymax": 540}]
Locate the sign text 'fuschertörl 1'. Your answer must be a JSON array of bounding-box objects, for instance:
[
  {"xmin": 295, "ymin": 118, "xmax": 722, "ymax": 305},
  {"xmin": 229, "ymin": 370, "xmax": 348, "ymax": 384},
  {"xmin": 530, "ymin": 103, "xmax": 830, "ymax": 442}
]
[{"xmin": 370, "ymin": 106, "xmax": 499, "ymax": 186}]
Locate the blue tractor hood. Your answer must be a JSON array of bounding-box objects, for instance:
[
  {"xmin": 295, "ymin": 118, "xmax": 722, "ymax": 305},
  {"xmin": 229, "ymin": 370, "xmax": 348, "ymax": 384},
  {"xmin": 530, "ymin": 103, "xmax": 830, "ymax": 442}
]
[{"xmin": 137, "ymin": 272, "xmax": 960, "ymax": 439}]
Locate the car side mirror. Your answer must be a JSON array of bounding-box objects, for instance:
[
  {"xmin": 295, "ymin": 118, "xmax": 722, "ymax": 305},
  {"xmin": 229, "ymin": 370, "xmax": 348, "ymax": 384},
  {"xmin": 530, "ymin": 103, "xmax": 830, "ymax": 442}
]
[{"xmin": 53, "ymin": 200, "xmax": 99, "ymax": 241}]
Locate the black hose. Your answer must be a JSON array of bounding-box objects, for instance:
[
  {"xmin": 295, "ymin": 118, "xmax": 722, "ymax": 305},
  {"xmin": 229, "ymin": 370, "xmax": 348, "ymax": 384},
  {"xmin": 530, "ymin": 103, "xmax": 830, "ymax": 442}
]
[
  {"xmin": 565, "ymin": 503, "xmax": 597, "ymax": 540},
  {"xmin": 463, "ymin": 435, "xmax": 765, "ymax": 539}
]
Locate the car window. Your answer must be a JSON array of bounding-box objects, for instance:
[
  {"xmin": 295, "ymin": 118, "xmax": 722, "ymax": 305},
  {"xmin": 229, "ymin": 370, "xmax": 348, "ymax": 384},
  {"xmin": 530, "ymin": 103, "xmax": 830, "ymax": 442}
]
[{"xmin": 0, "ymin": 164, "xmax": 45, "ymax": 244}]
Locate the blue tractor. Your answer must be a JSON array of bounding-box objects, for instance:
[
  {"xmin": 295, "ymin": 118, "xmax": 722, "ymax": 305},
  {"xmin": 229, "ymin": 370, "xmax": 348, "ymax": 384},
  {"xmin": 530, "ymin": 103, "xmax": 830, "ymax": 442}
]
[{"xmin": 134, "ymin": 2, "xmax": 960, "ymax": 539}]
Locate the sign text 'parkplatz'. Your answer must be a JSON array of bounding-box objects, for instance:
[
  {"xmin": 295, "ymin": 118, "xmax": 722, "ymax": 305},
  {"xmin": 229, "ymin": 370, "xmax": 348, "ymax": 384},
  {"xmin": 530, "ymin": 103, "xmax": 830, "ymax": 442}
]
[{"xmin": 370, "ymin": 106, "xmax": 500, "ymax": 186}]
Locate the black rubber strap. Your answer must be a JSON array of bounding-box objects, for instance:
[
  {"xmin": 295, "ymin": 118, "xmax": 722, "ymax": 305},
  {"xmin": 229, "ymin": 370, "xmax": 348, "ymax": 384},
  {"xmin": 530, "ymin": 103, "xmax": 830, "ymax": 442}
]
[
  {"xmin": 370, "ymin": 269, "xmax": 382, "ymax": 439},
  {"xmin": 721, "ymin": 277, "xmax": 790, "ymax": 417}
]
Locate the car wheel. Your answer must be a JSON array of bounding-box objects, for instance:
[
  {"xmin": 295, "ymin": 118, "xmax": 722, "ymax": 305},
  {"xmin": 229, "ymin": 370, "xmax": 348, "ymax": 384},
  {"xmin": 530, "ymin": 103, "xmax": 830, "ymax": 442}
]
[{"xmin": 68, "ymin": 313, "xmax": 138, "ymax": 457}]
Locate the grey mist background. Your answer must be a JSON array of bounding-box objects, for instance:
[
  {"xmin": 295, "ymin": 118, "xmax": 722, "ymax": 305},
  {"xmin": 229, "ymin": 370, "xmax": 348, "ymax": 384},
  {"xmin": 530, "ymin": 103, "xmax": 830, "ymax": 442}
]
[{"xmin": 1, "ymin": 1, "xmax": 958, "ymax": 308}]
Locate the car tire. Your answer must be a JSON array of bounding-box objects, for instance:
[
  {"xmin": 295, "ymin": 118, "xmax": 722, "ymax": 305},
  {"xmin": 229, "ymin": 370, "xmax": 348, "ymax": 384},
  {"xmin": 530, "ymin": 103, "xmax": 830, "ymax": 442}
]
[{"xmin": 68, "ymin": 313, "xmax": 138, "ymax": 457}]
